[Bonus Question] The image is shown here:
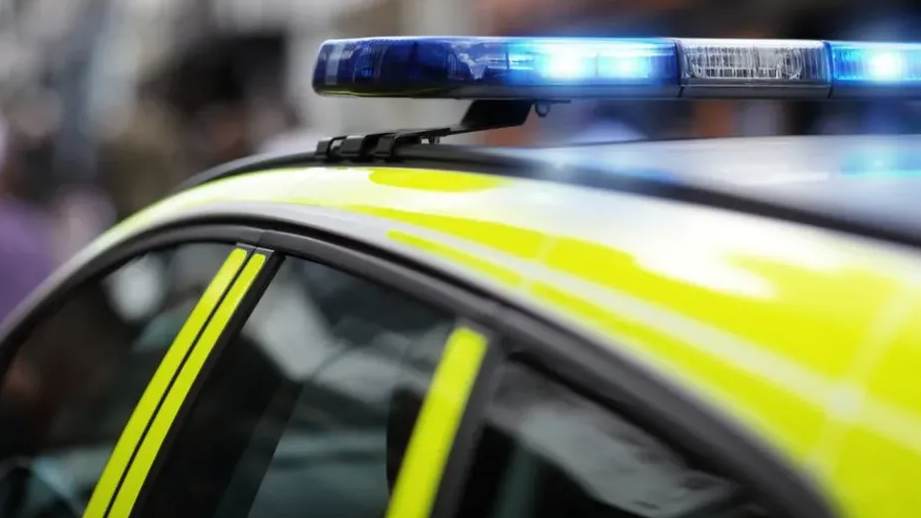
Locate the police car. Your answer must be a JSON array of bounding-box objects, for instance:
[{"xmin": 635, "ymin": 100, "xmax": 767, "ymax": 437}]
[{"xmin": 0, "ymin": 36, "xmax": 916, "ymax": 518}]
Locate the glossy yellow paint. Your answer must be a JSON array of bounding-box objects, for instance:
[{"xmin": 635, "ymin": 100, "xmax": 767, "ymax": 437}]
[
  {"xmin": 94, "ymin": 164, "xmax": 921, "ymax": 517},
  {"xmin": 81, "ymin": 247, "xmax": 250, "ymax": 518},
  {"xmin": 106, "ymin": 252, "xmax": 268, "ymax": 518},
  {"xmin": 386, "ymin": 325, "xmax": 489, "ymax": 518}
]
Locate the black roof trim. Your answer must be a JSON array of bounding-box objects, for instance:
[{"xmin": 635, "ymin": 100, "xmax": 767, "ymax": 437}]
[
  {"xmin": 172, "ymin": 150, "xmax": 319, "ymax": 193},
  {"xmin": 172, "ymin": 144, "xmax": 547, "ymax": 194}
]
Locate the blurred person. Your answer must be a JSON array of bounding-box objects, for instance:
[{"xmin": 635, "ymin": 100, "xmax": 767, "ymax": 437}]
[
  {"xmin": 0, "ymin": 114, "xmax": 55, "ymax": 324},
  {"xmin": 96, "ymin": 97, "xmax": 188, "ymax": 223},
  {"xmin": 0, "ymin": 116, "xmax": 55, "ymax": 513},
  {"xmin": 144, "ymin": 40, "xmax": 248, "ymax": 170},
  {"xmin": 151, "ymin": 32, "xmax": 292, "ymax": 169},
  {"xmin": 0, "ymin": 94, "xmax": 114, "ymax": 267},
  {"xmin": 257, "ymin": 101, "xmax": 326, "ymax": 154},
  {"xmin": 48, "ymin": 185, "xmax": 115, "ymax": 265},
  {"xmin": 189, "ymin": 97, "xmax": 310, "ymax": 166},
  {"xmin": 186, "ymin": 101, "xmax": 253, "ymax": 169},
  {"xmin": 19, "ymin": 131, "xmax": 116, "ymax": 266}
]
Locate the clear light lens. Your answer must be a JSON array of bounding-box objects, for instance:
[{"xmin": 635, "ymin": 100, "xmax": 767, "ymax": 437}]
[{"xmin": 679, "ymin": 39, "xmax": 830, "ymax": 85}]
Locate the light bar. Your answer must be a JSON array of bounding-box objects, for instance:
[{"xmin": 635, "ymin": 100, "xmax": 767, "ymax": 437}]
[{"xmin": 312, "ymin": 37, "xmax": 921, "ymax": 100}]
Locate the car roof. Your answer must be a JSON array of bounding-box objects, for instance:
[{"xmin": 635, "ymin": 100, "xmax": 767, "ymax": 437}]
[
  {"xmin": 181, "ymin": 134, "xmax": 921, "ymax": 249},
  {"xmin": 490, "ymin": 134, "xmax": 921, "ymax": 245}
]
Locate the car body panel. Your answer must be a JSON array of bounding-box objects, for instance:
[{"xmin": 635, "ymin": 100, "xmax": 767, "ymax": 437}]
[{"xmin": 73, "ymin": 163, "xmax": 921, "ymax": 517}]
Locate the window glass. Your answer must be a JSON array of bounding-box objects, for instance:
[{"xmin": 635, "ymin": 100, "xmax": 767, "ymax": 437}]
[
  {"xmin": 136, "ymin": 257, "xmax": 456, "ymax": 518},
  {"xmin": 0, "ymin": 242, "xmax": 236, "ymax": 518},
  {"xmin": 455, "ymin": 362, "xmax": 773, "ymax": 518}
]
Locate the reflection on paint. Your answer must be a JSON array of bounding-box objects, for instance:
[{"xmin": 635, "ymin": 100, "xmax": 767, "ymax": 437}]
[{"xmin": 842, "ymin": 152, "xmax": 921, "ymax": 178}]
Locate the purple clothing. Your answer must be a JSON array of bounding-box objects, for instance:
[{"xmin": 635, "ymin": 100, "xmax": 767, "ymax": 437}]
[{"xmin": 0, "ymin": 198, "xmax": 54, "ymax": 324}]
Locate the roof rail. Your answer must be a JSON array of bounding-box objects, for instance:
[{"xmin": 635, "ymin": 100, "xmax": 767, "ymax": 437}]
[{"xmin": 314, "ymin": 100, "xmax": 548, "ymax": 163}]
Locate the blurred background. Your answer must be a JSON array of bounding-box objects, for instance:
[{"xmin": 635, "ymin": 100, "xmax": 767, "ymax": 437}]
[
  {"xmin": 3, "ymin": 4, "xmax": 921, "ymax": 510},
  {"xmin": 1, "ymin": 0, "xmax": 921, "ymax": 271}
]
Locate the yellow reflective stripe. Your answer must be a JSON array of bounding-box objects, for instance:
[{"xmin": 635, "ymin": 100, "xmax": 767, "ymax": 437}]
[
  {"xmin": 106, "ymin": 252, "xmax": 268, "ymax": 518},
  {"xmin": 386, "ymin": 325, "xmax": 489, "ymax": 518},
  {"xmin": 81, "ymin": 247, "xmax": 250, "ymax": 518}
]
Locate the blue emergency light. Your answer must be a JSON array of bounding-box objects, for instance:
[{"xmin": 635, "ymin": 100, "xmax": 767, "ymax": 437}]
[{"xmin": 312, "ymin": 37, "xmax": 921, "ymax": 99}]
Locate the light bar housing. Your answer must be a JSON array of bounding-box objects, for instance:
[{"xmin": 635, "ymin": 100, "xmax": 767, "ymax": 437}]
[{"xmin": 312, "ymin": 37, "xmax": 921, "ymax": 100}]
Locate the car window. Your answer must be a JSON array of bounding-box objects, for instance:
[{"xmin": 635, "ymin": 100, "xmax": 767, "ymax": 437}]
[
  {"xmin": 454, "ymin": 362, "xmax": 773, "ymax": 518},
  {"xmin": 134, "ymin": 256, "xmax": 457, "ymax": 518},
  {"xmin": 0, "ymin": 242, "xmax": 236, "ymax": 518}
]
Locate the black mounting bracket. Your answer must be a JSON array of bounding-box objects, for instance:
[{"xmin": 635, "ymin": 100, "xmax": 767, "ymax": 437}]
[{"xmin": 315, "ymin": 99, "xmax": 552, "ymax": 163}]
